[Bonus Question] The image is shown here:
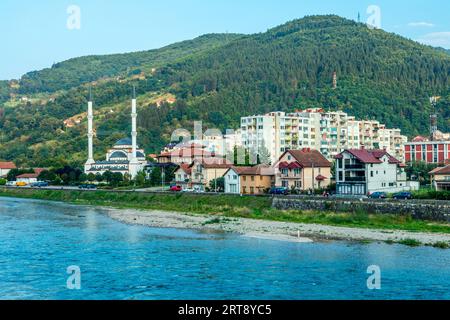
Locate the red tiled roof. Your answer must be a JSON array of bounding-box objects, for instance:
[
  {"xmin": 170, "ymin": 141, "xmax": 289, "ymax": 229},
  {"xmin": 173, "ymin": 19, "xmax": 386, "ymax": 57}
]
[
  {"xmin": 177, "ymin": 163, "xmax": 192, "ymax": 175},
  {"xmin": 287, "ymin": 162, "xmax": 302, "ymax": 169},
  {"xmin": 278, "ymin": 162, "xmax": 289, "ymax": 169},
  {"xmin": 17, "ymin": 173, "xmax": 39, "ymax": 179},
  {"xmin": 430, "ymin": 165, "xmax": 450, "ymax": 175},
  {"xmin": 227, "ymin": 166, "xmax": 253, "ymax": 175},
  {"xmin": 0, "ymin": 162, "xmax": 16, "ymax": 170},
  {"xmin": 285, "ymin": 149, "xmax": 332, "ymax": 168},
  {"xmin": 240, "ymin": 165, "xmax": 275, "ymax": 176},
  {"xmin": 336, "ymin": 149, "xmax": 401, "ymax": 164},
  {"xmin": 316, "ymin": 174, "xmax": 328, "ymax": 181},
  {"xmin": 191, "ymin": 158, "xmax": 234, "ymax": 169}
]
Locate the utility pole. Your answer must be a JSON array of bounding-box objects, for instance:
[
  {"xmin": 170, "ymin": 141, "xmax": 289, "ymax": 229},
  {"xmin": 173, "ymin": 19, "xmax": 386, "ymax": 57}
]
[{"xmin": 161, "ymin": 166, "xmax": 165, "ymax": 191}]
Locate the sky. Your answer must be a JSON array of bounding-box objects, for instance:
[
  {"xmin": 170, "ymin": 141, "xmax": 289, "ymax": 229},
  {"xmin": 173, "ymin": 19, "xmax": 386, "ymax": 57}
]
[{"xmin": 1, "ymin": 0, "xmax": 449, "ymax": 80}]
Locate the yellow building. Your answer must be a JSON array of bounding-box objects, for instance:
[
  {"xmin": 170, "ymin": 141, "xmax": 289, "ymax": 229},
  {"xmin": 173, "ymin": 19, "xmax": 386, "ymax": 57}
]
[{"xmin": 239, "ymin": 165, "xmax": 275, "ymax": 195}]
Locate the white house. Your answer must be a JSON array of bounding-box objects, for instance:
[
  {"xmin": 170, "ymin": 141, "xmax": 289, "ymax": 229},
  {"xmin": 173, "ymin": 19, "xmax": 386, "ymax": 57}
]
[
  {"xmin": 0, "ymin": 162, "xmax": 16, "ymax": 178},
  {"xmin": 335, "ymin": 149, "xmax": 416, "ymax": 196},
  {"xmin": 16, "ymin": 168, "xmax": 45, "ymax": 185},
  {"xmin": 224, "ymin": 167, "xmax": 249, "ymax": 194}
]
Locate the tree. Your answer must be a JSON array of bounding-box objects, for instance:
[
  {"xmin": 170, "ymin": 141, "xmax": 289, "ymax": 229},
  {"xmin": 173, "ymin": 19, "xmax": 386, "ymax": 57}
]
[
  {"xmin": 87, "ymin": 173, "xmax": 96, "ymax": 182},
  {"xmin": 135, "ymin": 171, "xmax": 146, "ymax": 187},
  {"xmin": 405, "ymin": 161, "xmax": 438, "ymax": 186},
  {"xmin": 209, "ymin": 177, "xmax": 225, "ymax": 192},
  {"xmin": 110, "ymin": 173, "xmax": 124, "ymax": 187}
]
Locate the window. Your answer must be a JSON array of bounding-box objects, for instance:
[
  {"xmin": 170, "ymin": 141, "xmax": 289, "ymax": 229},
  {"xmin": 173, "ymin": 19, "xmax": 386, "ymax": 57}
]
[
  {"xmin": 251, "ymin": 176, "xmax": 255, "ymax": 182},
  {"xmin": 295, "ymin": 181, "xmax": 302, "ymax": 189},
  {"xmin": 294, "ymin": 168, "xmax": 301, "ymax": 176},
  {"xmin": 370, "ymin": 171, "xmax": 374, "ymax": 177}
]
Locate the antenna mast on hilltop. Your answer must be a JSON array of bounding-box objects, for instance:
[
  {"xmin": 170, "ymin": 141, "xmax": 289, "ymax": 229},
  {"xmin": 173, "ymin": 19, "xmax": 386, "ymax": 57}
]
[
  {"xmin": 332, "ymin": 71, "xmax": 337, "ymax": 90},
  {"xmin": 430, "ymin": 96, "xmax": 440, "ymax": 140}
]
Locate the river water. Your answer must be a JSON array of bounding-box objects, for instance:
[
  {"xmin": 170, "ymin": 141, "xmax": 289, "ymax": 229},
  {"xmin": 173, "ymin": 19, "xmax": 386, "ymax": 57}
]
[{"xmin": 0, "ymin": 197, "xmax": 449, "ymax": 300}]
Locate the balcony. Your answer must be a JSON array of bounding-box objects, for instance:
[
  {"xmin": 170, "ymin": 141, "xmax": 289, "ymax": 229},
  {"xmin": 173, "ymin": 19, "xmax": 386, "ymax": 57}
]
[
  {"xmin": 344, "ymin": 177, "xmax": 366, "ymax": 182},
  {"xmin": 345, "ymin": 164, "xmax": 365, "ymax": 170}
]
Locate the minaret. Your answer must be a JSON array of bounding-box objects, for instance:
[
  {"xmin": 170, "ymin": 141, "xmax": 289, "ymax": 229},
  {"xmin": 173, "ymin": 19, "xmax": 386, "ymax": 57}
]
[
  {"xmin": 84, "ymin": 88, "xmax": 95, "ymax": 173},
  {"xmin": 129, "ymin": 86, "xmax": 140, "ymax": 178}
]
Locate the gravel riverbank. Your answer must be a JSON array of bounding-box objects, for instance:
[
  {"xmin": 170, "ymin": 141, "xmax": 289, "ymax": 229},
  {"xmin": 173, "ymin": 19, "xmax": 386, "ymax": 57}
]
[{"xmin": 106, "ymin": 208, "xmax": 450, "ymax": 246}]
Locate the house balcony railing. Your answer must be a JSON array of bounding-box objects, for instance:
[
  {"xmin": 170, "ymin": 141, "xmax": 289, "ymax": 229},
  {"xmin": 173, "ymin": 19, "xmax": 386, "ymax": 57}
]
[
  {"xmin": 344, "ymin": 177, "xmax": 367, "ymax": 182},
  {"xmin": 345, "ymin": 164, "xmax": 365, "ymax": 170}
]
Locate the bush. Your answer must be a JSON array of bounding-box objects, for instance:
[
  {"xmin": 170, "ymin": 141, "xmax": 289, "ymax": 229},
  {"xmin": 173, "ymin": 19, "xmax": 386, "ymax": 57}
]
[
  {"xmin": 413, "ymin": 190, "xmax": 450, "ymax": 200},
  {"xmin": 0, "ymin": 178, "xmax": 6, "ymax": 185}
]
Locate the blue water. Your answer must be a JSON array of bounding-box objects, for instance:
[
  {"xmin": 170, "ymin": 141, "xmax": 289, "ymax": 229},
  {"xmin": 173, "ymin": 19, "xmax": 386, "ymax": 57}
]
[{"xmin": 0, "ymin": 197, "xmax": 449, "ymax": 300}]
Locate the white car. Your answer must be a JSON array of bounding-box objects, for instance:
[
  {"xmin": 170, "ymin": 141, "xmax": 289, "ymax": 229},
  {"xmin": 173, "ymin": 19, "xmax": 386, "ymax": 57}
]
[{"xmin": 6, "ymin": 181, "xmax": 16, "ymax": 186}]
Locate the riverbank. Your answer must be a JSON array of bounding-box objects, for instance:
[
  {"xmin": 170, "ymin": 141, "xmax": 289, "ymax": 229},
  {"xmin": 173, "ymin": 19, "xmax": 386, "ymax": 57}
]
[
  {"xmin": 106, "ymin": 207, "xmax": 450, "ymax": 246},
  {"xmin": 1, "ymin": 188, "xmax": 450, "ymax": 247}
]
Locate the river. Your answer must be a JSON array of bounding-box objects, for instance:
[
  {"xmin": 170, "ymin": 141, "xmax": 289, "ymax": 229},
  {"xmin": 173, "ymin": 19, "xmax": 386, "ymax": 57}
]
[{"xmin": 0, "ymin": 197, "xmax": 449, "ymax": 300}]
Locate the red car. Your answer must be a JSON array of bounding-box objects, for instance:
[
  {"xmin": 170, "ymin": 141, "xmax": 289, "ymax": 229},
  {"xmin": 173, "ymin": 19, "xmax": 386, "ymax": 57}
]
[{"xmin": 170, "ymin": 185, "xmax": 182, "ymax": 192}]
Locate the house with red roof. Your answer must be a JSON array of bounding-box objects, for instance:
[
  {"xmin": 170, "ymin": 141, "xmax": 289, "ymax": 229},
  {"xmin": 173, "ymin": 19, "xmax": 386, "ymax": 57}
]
[
  {"xmin": 273, "ymin": 148, "xmax": 332, "ymax": 191},
  {"xmin": 16, "ymin": 168, "xmax": 46, "ymax": 185},
  {"xmin": 429, "ymin": 165, "xmax": 450, "ymax": 191},
  {"xmin": 335, "ymin": 149, "xmax": 417, "ymax": 195},
  {"xmin": 0, "ymin": 162, "xmax": 16, "ymax": 178},
  {"xmin": 224, "ymin": 165, "xmax": 275, "ymax": 195}
]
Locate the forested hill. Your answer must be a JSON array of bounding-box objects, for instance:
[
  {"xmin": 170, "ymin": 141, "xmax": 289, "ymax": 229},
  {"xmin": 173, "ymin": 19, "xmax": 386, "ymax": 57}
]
[
  {"xmin": 0, "ymin": 15, "xmax": 449, "ymax": 167},
  {"xmin": 14, "ymin": 33, "xmax": 244, "ymax": 94}
]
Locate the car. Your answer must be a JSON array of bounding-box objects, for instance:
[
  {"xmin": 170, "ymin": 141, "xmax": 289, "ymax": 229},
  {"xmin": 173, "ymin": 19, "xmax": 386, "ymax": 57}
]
[
  {"xmin": 393, "ymin": 192, "xmax": 413, "ymax": 200},
  {"xmin": 31, "ymin": 181, "xmax": 49, "ymax": 188},
  {"xmin": 369, "ymin": 192, "xmax": 387, "ymax": 199},
  {"xmin": 268, "ymin": 187, "xmax": 289, "ymax": 195},
  {"xmin": 170, "ymin": 185, "xmax": 182, "ymax": 192},
  {"xmin": 6, "ymin": 181, "xmax": 16, "ymax": 186},
  {"xmin": 16, "ymin": 182, "xmax": 27, "ymax": 187},
  {"xmin": 79, "ymin": 184, "xmax": 97, "ymax": 190}
]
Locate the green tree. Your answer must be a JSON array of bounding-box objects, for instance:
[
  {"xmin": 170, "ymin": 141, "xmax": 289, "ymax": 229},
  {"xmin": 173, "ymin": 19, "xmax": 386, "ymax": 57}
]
[{"xmin": 209, "ymin": 177, "xmax": 225, "ymax": 192}]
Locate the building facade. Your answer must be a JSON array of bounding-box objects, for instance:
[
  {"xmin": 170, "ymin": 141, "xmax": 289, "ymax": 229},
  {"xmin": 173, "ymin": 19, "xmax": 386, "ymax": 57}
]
[
  {"xmin": 240, "ymin": 109, "xmax": 407, "ymax": 164},
  {"xmin": 429, "ymin": 165, "xmax": 450, "ymax": 191},
  {"xmin": 335, "ymin": 149, "xmax": 415, "ymax": 195},
  {"xmin": 239, "ymin": 165, "xmax": 275, "ymax": 195},
  {"xmin": 0, "ymin": 162, "xmax": 16, "ymax": 178},
  {"xmin": 405, "ymin": 137, "xmax": 450, "ymax": 165},
  {"xmin": 273, "ymin": 149, "xmax": 332, "ymax": 191}
]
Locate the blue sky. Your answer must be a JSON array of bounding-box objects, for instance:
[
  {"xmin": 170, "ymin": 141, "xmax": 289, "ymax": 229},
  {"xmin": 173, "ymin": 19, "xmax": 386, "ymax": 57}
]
[{"xmin": 1, "ymin": 0, "xmax": 449, "ymax": 80}]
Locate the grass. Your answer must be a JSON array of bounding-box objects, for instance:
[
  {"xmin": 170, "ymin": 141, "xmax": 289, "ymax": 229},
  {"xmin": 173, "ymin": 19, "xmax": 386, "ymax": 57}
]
[
  {"xmin": 1, "ymin": 188, "xmax": 450, "ymax": 235},
  {"xmin": 398, "ymin": 239, "xmax": 422, "ymax": 247}
]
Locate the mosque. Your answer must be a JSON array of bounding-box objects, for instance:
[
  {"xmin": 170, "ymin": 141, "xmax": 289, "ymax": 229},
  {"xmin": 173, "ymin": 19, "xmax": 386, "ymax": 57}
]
[{"xmin": 84, "ymin": 89, "xmax": 147, "ymax": 178}]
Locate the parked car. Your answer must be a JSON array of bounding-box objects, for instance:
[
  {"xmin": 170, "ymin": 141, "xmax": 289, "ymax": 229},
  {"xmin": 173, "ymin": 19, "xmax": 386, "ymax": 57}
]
[
  {"xmin": 31, "ymin": 181, "xmax": 49, "ymax": 188},
  {"xmin": 393, "ymin": 192, "xmax": 413, "ymax": 200},
  {"xmin": 269, "ymin": 187, "xmax": 289, "ymax": 195},
  {"xmin": 170, "ymin": 185, "xmax": 182, "ymax": 192},
  {"xmin": 6, "ymin": 181, "xmax": 16, "ymax": 186},
  {"xmin": 16, "ymin": 182, "xmax": 27, "ymax": 187},
  {"xmin": 368, "ymin": 192, "xmax": 387, "ymax": 199},
  {"xmin": 79, "ymin": 184, "xmax": 97, "ymax": 190}
]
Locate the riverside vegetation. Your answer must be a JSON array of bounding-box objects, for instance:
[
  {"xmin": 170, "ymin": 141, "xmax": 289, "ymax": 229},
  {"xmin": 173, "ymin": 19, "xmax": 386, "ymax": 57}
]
[{"xmin": 2, "ymin": 188, "xmax": 450, "ymax": 237}]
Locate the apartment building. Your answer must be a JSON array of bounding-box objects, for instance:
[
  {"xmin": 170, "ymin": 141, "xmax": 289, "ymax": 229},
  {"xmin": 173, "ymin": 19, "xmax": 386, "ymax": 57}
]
[{"xmin": 240, "ymin": 110, "xmax": 407, "ymax": 163}]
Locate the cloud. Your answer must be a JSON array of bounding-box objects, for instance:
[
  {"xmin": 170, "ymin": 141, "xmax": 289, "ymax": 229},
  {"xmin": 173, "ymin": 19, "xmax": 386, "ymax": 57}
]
[
  {"xmin": 408, "ymin": 22, "xmax": 435, "ymax": 28},
  {"xmin": 416, "ymin": 32, "xmax": 450, "ymax": 48}
]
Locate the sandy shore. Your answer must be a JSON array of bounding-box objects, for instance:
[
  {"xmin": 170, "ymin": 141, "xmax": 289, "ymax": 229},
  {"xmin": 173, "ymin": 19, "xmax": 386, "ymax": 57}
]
[{"xmin": 105, "ymin": 208, "xmax": 450, "ymax": 246}]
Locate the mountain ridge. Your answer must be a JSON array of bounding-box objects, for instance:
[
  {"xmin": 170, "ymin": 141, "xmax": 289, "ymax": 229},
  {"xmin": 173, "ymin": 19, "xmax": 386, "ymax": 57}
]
[{"xmin": 0, "ymin": 15, "xmax": 449, "ymax": 167}]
